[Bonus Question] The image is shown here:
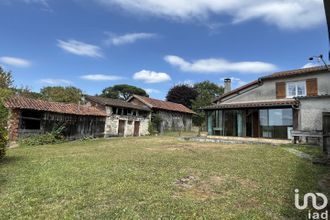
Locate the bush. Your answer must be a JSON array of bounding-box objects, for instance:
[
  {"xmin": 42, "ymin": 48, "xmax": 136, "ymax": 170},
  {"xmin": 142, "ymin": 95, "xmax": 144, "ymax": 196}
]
[
  {"xmin": 19, "ymin": 124, "xmax": 65, "ymax": 147},
  {"xmin": 148, "ymin": 114, "xmax": 163, "ymax": 135},
  {"xmin": 0, "ymin": 127, "xmax": 7, "ymax": 159},
  {"xmin": 19, "ymin": 133, "xmax": 63, "ymax": 147}
]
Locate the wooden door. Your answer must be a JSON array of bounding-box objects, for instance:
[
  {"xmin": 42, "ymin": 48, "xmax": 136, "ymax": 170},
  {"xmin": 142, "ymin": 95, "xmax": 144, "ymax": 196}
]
[
  {"xmin": 252, "ymin": 111, "xmax": 260, "ymax": 138},
  {"xmin": 118, "ymin": 120, "xmax": 125, "ymax": 137},
  {"xmin": 134, "ymin": 121, "xmax": 140, "ymax": 136}
]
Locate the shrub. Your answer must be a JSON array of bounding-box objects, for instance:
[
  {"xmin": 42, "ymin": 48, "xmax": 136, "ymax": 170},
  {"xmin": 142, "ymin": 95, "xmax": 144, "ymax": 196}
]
[
  {"xmin": 19, "ymin": 133, "xmax": 63, "ymax": 147},
  {"xmin": 0, "ymin": 127, "xmax": 7, "ymax": 159},
  {"xmin": 148, "ymin": 114, "xmax": 163, "ymax": 135},
  {"xmin": 19, "ymin": 124, "xmax": 65, "ymax": 147}
]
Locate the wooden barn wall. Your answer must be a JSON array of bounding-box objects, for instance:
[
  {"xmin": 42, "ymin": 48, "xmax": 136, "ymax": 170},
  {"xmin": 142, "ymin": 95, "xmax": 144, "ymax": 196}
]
[
  {"xmin": 18, "ymin": 110, "xmax": 105, "ymax": 140},
  {"xmin": 42, "ymin": 112, "xmax": 105, "ymax": 139}
]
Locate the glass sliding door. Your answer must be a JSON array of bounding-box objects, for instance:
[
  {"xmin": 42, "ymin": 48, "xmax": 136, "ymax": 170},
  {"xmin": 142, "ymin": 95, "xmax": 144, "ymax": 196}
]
[
  {"xmin": 259, "ymin": 108, "xmax": 293, "ymax": 139},
  {"xmin": 223, "ymin": 110, "xmax": 244, "ymax": 137}
]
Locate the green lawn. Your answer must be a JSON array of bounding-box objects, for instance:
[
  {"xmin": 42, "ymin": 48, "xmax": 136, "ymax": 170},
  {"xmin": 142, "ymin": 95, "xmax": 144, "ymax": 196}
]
[{"xmin": 0, "ymin": 136, "xmax": 329, "ymax": 219}]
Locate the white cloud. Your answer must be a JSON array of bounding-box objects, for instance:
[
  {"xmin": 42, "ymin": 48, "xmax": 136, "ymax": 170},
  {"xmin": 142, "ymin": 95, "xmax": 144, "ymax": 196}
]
[
  {"xmin": 133, "ymin": 70, "xmax": 171, "ymax": 83},
  {"xmin": 106, "ymin": 32, "xmax": 157, "ymax": 46},
  {"xmin": 164, "ymin": 55, "xmax": 277, "ymax": 74},
  {"xmin": 94, "ymin": 0, "xmax": 324, "ymax": 30},
  {"xmin": 81, "ymin": 74, "xmax": 123, "ymax": 81},
  {"xmin": 39, "ymin": 79, "xmax": 72, "ymax": 85},
  {"xmin": 0, "ymin": 56, "xmax": 31, "ymax": 67},
  {"xmin": 6, "ymin": 0, "xmax": 49, "ymax": 6},
  {"xmin": 145, "ymin": 88, "xmax": 161, "ymax": 94},
  {"xmin": 57, "ymin": 40, "xmax": 103, "ymax": 58}
]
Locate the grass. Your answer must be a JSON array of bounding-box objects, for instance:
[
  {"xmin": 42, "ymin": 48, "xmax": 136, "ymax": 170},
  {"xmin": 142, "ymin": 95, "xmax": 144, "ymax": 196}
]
[
  {"xmin": 0, "ymin": 135, "xmax": 329, "ymax": 219},
  {"xmin": 282, "ymin": 144, "xmax": 325, "ymax": 158}
]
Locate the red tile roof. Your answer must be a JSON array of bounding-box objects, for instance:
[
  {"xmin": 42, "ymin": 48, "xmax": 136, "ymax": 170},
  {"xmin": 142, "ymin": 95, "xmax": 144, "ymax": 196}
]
[
  {"xmin": 85, "ymin": 95, "xmax": 151, "ymax": 111},
  {"xmin": 203, "ymin": 99, "xmax": 299, "ymax": 110},
  {"xmin": 5, "ymin": 96, "xmax": 107, "ymax": 116},
  {"xmin": 213, "ymin": 66, "xmax": 329, "ymax": 103},
  {"xmin": 260, "ymin": 66, "xmax": 328, "ymax": 80},
  {"xmin": 131, "ymin": 95, "xmax": 195, "ymax": 114}
]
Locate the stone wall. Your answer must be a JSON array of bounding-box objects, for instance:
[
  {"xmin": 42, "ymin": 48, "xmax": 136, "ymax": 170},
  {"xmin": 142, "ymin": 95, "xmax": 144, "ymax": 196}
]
[
  {"xmin": 104, "ymin": 106, "xmax": 150, "ymax": 137},
  {"xmin": 7, "ymin": 109, "xmax": 20, "ymax": 142},
  {"xmin": 156, "ymin": 110, "xmax": 192, "ymax": 132}
]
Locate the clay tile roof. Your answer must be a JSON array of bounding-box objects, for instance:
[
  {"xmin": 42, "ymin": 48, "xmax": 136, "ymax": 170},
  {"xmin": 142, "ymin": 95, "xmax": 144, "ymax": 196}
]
[
  {"xmin": 260, "ymin": 66, "xmax": 328, "ymax": 80},
  {"xmin": 85, "ymin": 95, "xmax": 151, "ymax": 111},
  {"xmin": 4, "ymin": 96, "xmax": 107, "ymax": 116},
  {"xmin": 203, "ymin": 99, "xmax": 299, "ymax": 110},
  {"xmin": 132, "ymin": 95, "xmax": 195, "ymax": 114}
]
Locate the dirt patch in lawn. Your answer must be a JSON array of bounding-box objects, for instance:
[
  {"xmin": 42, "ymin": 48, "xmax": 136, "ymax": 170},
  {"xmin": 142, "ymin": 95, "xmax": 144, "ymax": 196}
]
[{"xmin": 174, "ymin": 174, "xmax": 259, "ymax": 201}]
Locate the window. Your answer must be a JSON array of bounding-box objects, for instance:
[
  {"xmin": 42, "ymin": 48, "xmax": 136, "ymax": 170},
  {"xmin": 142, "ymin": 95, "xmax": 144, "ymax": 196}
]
[
  {"xmin": 286, "ymin": 81, "xmax": 306, "ymax": 98},
  {"xmin": 259, "ymin": 109, "xmax": 293, "ymax": 139},
  {"xmin": 112, "ymin": 107, "xmax": 118, "ymax": 115},
  {"xmin": 20, "ymin": 110, "xmax": 42, "ymax": 130}
]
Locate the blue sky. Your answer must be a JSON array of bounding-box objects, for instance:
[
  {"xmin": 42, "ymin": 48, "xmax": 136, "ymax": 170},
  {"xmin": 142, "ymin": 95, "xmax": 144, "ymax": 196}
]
[{"xmin": 0, "ymin": 0, "xmax": 328, "ymax": 99}]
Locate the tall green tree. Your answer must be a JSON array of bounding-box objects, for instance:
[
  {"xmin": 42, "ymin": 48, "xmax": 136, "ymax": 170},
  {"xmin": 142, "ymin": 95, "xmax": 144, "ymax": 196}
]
[
  {"xmin": 166, "ymin": 84, "xmax": 198, "ymax": 109},
  {"xmin": 41, "ymin": 86, "xmax": 82, "ymax": 103},
  {"xmin": 101, "ymin": 84, "xmax": 149, "ymax": 100},
  {"xmin": 191, "ymin": 81, "xmax": 224, "ymax": 127},
  {"xmin": 0, "ymin": 66, "xmax": 14, "ymax": 157},
  {"xmin": 0, "ymin": 66, "xmax": 13, "ymax": 89}
]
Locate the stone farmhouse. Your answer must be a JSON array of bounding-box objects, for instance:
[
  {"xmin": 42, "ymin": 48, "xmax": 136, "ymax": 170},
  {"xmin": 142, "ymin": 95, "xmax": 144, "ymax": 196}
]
[
  {"xmin": 203, "ymin": 66, "xmax": 330, "ymax": 152},
  {"xmin": 84, "ymin": 95, "xmax": 151, "ymax": 137},
  {"xmin": 127, "ymin": 95, "xmax": 195, "ymax": 133}
]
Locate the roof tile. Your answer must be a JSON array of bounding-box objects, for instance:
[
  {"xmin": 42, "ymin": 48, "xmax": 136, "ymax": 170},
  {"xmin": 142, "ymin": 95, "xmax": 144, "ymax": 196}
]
[
  {"xmin": 5, "ymin": 96, "xmax": 107, "ymax": 116},
  {"xmin": 132, "ymin": 95, "xmax": 195, "ymax": 114}
]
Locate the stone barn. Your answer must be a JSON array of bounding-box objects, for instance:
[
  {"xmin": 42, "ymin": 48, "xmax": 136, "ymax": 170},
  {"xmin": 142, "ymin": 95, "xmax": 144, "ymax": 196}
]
[
  {"xmin": 84, "ymin": 95, "xmax": 151, "ymax": 137},
  {"xmin": 127, "ymin": 95, "xmax": 195, "ymax": 133},
  {"xmin": 5, "ymin": 96, "xmax": 106, "ymax": 143}
]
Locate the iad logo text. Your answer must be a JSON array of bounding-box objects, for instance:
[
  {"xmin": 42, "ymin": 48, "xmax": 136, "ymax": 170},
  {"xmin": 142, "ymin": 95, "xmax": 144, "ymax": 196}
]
[{"xmin": 295, "ymin": 189, "xmax": 328, "ymax": 220}]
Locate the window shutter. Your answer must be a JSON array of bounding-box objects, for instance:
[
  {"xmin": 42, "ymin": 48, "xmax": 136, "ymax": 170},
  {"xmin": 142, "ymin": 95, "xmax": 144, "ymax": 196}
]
[
  {"xmin": 276, "ymin": 82, "xmax": 286, "ymax": 99},
  {"xmin": 306, "ymin": 78, "xmax": 318, "ymax": 96}
]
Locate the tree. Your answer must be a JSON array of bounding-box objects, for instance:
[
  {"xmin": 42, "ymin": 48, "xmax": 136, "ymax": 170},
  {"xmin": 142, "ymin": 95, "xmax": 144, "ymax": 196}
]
[
  {"xmin": 40, "ymin": 86, "xmax": 82, "ymax": 103},
  {"xmin": 0, "ymin": 66, "xmax": 14, "ymax": 89},
  {"xmin": 0, "ymin": 67, "xmax": 15, "ymax": 134},
  {"xmin": 15, "ymin": 87, "xmax": 43, "ymax": 99},
  {"xmin": 191, "ymin": 81, "xmax": 224, "ymax": 127},
  {"xmin": 101, "ymin": 84, "xmax": 149, "ymax": 100},
  {"xmin": 166, "ymin": 84, "xmax": 198, "ymax": 109}
]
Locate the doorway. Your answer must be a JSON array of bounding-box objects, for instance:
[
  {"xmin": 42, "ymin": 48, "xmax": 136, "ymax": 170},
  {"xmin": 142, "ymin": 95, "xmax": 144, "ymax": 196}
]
[
  {"xmin": 323, "ymin": 113, "xmax": 330, "ymax": 153},
  {"xmin": 118, "ymin": 120, "xmax": 125, "ymax": 137},
  {"xmin": 246, "ymin": 110, "xmax": 259, "ymax": 138},
  {"xmin": 134, "ymin": 121, "xmax": 140, "ymax": 136}
]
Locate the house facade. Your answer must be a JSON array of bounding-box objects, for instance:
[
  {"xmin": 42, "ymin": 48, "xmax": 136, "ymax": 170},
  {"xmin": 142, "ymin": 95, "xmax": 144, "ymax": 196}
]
[
  {"xmin": 5, "ymin": 96, "xmax": 106, "ymax": 142},
  {"xmin": 84, "ymin": 96, "xmax": 151, "ymax": 137},
  {"xmin": 127, "ymin": 95, "xmax": 195, "ymax": 133},
  {"xmin": 203, "ymin": 66, "xmax": 330, "ymax": 140}
]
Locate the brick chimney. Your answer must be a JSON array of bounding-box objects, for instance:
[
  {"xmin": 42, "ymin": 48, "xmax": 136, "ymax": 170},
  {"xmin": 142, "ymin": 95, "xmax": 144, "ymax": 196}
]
[{"xmin": 224, "ymin": 78, "xmax": 232, "ymax": 94}]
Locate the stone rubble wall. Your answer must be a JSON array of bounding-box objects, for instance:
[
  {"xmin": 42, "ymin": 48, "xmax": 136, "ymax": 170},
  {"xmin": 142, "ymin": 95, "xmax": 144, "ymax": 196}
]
[
  {"xmin": 157, "ymin": 110, "xmax": 192, "ymax": 132},
  {"xmin": 104, "ymin": 106, "xmax": 150, "ymax": 137},
  {"xmin": 7, "ymin": 109, "xmax": 20, "ymax": 142}
]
